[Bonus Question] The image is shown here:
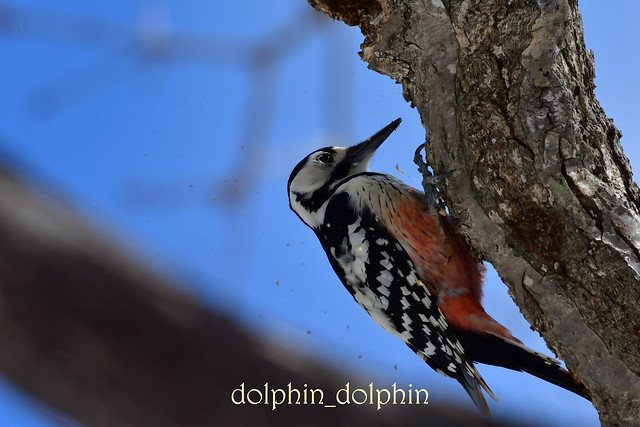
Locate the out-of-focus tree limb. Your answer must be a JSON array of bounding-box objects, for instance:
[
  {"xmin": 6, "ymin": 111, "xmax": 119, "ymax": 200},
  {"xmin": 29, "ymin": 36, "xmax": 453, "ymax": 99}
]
[
  {"xmin": 0, "ymin": 167, "xmax": 516, "ymax": 426},
  {"xmin": 305, "ymin": 0, "xmax": 640, "ymax": 425}
]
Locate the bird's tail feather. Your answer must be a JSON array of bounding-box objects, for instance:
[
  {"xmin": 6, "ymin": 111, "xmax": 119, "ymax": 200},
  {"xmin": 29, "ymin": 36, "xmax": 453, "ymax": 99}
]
[
  {"xmin": 455, "ymin": 329, "xmax": 591, "ymax": 401},
  {"xmin": 458, "ymin": 368, "xmax": 497, "ymax": 415},
  {"xmin": 414, "ymin": 345, "xmax": 497, "ymax": 415}
]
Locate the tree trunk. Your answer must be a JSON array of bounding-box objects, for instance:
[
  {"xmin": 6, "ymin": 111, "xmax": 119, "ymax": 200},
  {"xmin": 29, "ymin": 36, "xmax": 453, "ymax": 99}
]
[{"xmin": 306, "ymin": 0, "xmax": 640, "ymax": 424}]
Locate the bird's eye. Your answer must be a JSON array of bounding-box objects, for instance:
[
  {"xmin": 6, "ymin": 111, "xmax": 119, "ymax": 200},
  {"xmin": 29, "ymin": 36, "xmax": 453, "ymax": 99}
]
[{"xmin": 317, "ymin": 153, "xmax": 334, "ymax": 164}]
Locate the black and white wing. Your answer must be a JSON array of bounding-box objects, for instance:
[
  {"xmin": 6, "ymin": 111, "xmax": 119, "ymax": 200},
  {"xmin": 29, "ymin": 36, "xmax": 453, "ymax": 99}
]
[{"xmin": 316, "ymin": 191, "xmax": 497, "ymax": 414}]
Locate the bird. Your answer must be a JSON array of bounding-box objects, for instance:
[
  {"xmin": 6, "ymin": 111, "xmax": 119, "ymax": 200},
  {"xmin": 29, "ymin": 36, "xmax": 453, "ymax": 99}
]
[{"xmin": 287, "ymin": 118, "xmax": 590, "ymax": 414}]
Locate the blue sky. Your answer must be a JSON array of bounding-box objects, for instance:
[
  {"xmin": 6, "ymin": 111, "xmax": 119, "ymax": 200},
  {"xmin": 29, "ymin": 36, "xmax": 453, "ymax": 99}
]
[{"xmin": 1, "ymin": 1, "xmax": 638, "ymax": 425}]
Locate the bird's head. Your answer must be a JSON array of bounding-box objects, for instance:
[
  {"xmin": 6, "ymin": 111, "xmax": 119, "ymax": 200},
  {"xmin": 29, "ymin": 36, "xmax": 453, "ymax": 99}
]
[{"xmin": 287, "ymin": 118, "xmax": 402, "ymax": 229}]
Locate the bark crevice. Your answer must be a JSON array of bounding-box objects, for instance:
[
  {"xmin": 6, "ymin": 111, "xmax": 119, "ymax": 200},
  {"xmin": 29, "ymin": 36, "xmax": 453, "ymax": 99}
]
[{"xmin": 306, "ymin": 0, "xmax": 640, "ymax": 423}]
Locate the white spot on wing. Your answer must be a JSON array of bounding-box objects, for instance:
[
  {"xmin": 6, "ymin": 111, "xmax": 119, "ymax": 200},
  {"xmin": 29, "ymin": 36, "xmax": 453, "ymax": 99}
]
[
  {"xmin": 406, "ymin": 272, "xmax": 418, "ymax": 285},
  {"xmin": 401, "ymin": 312, "xmax": 413, "ymax": 329},
  {"xmin": 429, "ymin": 315, "xmax": 439, "ymax": 327},
  {"xmin": 377, "ymin": 270, "xmax": 393, "ymax": 288},
  {"xmin": 379, "ymin": 295, "xmax": 389, "ymax": 309},
  {"xmin": 377, "ymin": 284, "xmax": 391, "ymax": 297},
  {"xmin": 379, "ymin": 258, "xmax": 393, "ymax": 270},
  {"xmin": 438, "ymin": 316, "xmax": 448, "ymax": 329},
  {"xmin": 422, "ymin": 340, "xmax": 436, "ymax": 356}
]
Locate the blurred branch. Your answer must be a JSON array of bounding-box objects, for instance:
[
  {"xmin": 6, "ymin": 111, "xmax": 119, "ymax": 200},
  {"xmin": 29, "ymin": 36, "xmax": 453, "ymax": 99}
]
[
  {"xmin": 2, "ymin": 2, "xmax": 350, "ymax": 207},
  {"xmin": 0, "ymin": 167, "xmax": 516, "ymax": 425},
  {"xmin": 9, "ymin": 4, "xmax": 325, "ymax": 118}
]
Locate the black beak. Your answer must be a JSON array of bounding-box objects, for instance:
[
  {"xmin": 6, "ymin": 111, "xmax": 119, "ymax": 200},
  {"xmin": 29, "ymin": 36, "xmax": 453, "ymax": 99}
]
[{"xmin": 347, "ymin": 118, "xmax": 402, "ymax": 165}]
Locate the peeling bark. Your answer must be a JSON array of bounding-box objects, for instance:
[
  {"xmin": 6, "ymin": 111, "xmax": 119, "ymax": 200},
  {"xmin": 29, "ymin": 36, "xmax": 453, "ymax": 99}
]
[{"xmin": 306, "ymin": 0, "xmax": 640, "ymax": 424}]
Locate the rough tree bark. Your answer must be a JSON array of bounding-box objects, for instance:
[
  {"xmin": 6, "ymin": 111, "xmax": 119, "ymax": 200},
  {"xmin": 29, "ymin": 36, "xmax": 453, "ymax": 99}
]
[{"xmin": 306, "ymin": 0, "xmax": 640, "ymax": 424}]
